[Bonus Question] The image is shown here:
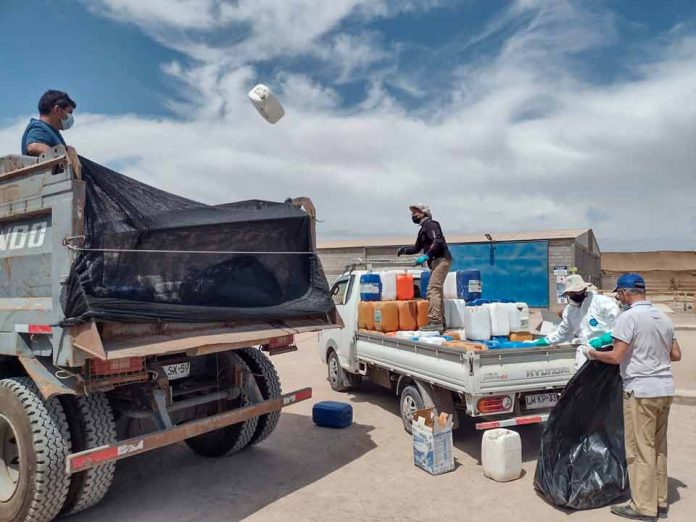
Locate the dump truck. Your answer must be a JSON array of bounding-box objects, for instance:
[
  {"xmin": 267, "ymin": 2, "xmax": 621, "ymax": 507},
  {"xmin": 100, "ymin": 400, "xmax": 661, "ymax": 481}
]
[
  {"xmin": 0, "ymin": 147, "xmax": 340, "ymax": 521},
  {"xmin": 319, "ymin": 263, "xmax": 576, "ymax": 433}
]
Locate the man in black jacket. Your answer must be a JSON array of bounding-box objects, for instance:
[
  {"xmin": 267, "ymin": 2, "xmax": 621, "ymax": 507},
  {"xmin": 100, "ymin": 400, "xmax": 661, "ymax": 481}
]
[{"xmin": 397, "ymin": 204, "xmax": 452, "ymax": 332}]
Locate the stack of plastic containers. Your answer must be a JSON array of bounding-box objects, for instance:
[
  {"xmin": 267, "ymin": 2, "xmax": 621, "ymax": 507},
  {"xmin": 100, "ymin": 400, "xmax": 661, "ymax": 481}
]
[{"xmin": 358, "ymin": 272, "xmax": 428, "ymax": 333}]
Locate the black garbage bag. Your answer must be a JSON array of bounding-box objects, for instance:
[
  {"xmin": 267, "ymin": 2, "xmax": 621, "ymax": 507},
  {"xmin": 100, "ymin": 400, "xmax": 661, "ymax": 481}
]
[{"xmin": 534, "ymin": 361, "xmax": 628, "ymax": 510}]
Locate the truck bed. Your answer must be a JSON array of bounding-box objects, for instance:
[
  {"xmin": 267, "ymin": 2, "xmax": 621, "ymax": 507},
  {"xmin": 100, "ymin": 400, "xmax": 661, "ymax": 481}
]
[{"xmin": 355, "ymin": 332, "xmax": 576, "ymax": 396}]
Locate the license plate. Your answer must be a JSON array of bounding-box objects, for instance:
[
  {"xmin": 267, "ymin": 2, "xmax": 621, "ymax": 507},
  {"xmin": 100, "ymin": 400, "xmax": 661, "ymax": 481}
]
[
  {"xmin": 525, "ymin": 392, "xmax": 558, "ymax": 410},
  {"xmin": 163, "ymin": 362, "xmax": 191, "ymax": 381}
]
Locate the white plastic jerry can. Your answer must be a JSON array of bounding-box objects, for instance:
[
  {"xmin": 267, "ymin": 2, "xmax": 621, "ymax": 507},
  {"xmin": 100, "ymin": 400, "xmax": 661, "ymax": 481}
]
[
  {"xmin": 481, "ymin": 428, "xmax": 522, "ymax": 482},
  {"xmin": 248, "ymin": 84, "xmax": 285, "ymax": 124}
]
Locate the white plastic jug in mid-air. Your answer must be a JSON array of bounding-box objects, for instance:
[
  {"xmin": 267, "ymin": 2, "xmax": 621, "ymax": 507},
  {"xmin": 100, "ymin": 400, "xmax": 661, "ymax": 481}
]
[
  {"xmin": 481, "ymin": 428, "xmax": 522, "ymax": 482},
  {"xmin": 248, "ymin": 84, "xmax": 285, "ymax": 124}
]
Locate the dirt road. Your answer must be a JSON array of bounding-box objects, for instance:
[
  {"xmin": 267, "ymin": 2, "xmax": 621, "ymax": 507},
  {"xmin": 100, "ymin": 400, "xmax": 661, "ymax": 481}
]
[{"xmin": 73, "ymin": 334, "xmax": 695, "ymax": 521}]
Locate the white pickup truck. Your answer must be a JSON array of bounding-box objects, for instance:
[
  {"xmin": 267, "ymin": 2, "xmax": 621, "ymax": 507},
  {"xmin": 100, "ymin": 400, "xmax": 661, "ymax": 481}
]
[{"xmin": 318, "ymin": 264, "xmax": 577, "ymax": 433}]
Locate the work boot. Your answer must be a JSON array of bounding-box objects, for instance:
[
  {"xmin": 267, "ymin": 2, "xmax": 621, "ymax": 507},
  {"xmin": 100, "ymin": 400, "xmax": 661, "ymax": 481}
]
[
  {"xmin": 610, "ymin": 504, "xmax": 657, "ymax": 521},
  {"xmin": 658, "ymin": 505, "xmax": 668, "ymax": 519},
  {"xmin": 420, "ymin": 323, "xmax": 444, "ymax": 333}
]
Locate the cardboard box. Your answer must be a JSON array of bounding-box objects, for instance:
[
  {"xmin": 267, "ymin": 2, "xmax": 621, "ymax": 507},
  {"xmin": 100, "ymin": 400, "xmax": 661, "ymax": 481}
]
[{"xmin": 412, "ymin": 408, "xmax": 455, "ymax": 475}]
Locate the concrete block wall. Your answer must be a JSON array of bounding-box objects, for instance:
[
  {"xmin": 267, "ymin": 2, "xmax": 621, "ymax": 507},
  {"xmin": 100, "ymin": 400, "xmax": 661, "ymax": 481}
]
[{"xmin": 318, "ymin": 247, "xmax": 365, "ymax": 283}]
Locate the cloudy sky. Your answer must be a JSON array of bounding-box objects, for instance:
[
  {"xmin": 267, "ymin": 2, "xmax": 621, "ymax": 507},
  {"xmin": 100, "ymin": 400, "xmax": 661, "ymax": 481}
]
[{"xmin": 1, "ymin": 0, "xmax": 694, "ymax": 251}]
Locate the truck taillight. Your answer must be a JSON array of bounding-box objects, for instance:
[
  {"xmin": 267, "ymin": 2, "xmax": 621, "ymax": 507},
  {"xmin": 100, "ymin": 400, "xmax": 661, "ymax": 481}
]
[
  {"xmin": 90, "ymin": 357, "xmax": 145, "ymax": 376},
  {"xmin": 477, "ymin": 396, "xmax": 512, "ymax": 414},
  {"xmin": 268, "ymin": 335, "xmax": 294, "ymax": 349}
]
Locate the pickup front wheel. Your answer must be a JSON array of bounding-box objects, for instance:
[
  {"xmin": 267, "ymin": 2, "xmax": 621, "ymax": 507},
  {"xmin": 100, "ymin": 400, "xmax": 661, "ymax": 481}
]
[{"xmin": 327, "ymin": 351, "xmax": 349, "ymax": 392}]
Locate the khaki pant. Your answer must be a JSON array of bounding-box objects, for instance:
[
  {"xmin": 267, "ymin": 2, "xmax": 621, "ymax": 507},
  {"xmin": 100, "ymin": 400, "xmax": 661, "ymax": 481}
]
[
  {"xmin": 623, "ymin": 392, "xmax": 673, "ymax": 517},
  {"xmin": 426, "ymin": 257, "xmax": 451, "ymax": 325}
]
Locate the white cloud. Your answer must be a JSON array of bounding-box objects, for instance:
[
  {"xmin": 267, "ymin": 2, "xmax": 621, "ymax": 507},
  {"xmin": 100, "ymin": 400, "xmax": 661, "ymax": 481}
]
[{"xmin": 5, "ymin": 1, "xmax": 696, "ymax": 251}]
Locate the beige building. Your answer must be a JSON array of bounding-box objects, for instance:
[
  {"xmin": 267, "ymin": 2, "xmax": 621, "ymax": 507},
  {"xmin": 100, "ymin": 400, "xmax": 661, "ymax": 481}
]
[{"xmin": 602, "ymin": 251, "xmax": 696, "ymax": 296}]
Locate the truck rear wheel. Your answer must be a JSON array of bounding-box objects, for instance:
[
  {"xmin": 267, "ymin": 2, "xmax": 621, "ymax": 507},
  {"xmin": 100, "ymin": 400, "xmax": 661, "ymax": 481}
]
[
  {"xmin": 238, "ymin": 348, "xmax": 282, "ymax": 446},
  {"xmin": 400, "ymin": 385, "xmax": 425, "ymax": 434},
  {"xmin": 0, "ymin": 377, "xmax": 71, "ymax": 522},
  {"xmin": 59, "ymin": 392, "xmax": 117, "ymax": 516},
  {"xmin": 185, "ymin": 352, "xmax": 258, "ymax": 457}
]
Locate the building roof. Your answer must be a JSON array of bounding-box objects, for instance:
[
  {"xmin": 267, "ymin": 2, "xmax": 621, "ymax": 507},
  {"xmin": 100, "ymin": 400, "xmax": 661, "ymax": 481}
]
[{"xmin": 318, "ymin": 228, "xmax": 592, "ymax": 249}]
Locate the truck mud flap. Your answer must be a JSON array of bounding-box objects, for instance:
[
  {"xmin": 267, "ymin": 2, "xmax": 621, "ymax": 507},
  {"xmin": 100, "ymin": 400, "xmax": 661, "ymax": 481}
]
[
  {"xmin": 65, "ymin": 387, "xmax": 312, "ymax": 474},
  {"xmin": 475, "ymin": 413, "xmax": 549, "ymax": 431}
]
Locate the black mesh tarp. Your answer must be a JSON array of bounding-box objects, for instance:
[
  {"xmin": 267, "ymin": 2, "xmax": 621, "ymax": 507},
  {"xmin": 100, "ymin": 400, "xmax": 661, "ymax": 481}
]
[{"xmin": 61, "ymin": 158, "xmax": 336, "ymax": 324}]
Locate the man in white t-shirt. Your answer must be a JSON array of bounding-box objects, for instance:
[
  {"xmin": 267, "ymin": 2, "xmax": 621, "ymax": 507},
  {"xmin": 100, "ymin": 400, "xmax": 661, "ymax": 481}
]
[{"xmin": 584, "ymin": 273, "xmax": 682, "ymax": 521}]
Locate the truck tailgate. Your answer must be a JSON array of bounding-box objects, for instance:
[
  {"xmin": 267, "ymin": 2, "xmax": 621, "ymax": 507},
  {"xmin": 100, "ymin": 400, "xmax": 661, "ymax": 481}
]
[{"xmin": 471, "ymin": 345, "xmax": 576, "ymax": 394}]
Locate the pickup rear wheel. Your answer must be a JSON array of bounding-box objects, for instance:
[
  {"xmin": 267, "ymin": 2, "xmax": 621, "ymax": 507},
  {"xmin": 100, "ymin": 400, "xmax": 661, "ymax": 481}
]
[{"xmin": 400, "ymin": 386, "xmax": 425, "ymax": 434}]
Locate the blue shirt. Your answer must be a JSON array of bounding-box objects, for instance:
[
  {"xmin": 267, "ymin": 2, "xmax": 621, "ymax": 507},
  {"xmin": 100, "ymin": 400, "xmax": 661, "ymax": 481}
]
[{"xmin": 21, "ymin": 118, "xmax": 65, "ymax": 155}]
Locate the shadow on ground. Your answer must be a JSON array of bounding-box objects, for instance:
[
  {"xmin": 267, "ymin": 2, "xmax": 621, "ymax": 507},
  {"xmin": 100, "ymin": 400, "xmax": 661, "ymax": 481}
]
[
  {"xmin": 346, "ymin": 380, "xmax": 544, "ymax": 463},
  {"xmin": 68, "ymin": 412, "xmax": 376, "ymax": 521}
]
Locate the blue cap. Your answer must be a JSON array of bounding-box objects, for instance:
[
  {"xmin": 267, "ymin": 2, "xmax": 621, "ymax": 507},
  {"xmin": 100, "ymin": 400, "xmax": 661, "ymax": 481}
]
[{"xmin": 613, "ymin": 273, "xmax": 646, "ymax": 292}]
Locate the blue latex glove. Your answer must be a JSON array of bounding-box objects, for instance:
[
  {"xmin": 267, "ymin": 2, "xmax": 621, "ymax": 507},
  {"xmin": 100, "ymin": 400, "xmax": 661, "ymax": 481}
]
[
  {"xmin": 415, "ymin": 255, "xmax": 429, "ymax": 266},
  {"xmin": 529, "ymin": 338, "xmax": 550, "ymax": 347},
  {"xmin": 589, "ymin": 332, "xmax": 613, "ymax": 349}
]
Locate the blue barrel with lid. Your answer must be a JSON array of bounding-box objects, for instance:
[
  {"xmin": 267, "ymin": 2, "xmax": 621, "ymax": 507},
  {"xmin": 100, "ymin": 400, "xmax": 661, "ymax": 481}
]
[
  {"xmin": 419, "ymin": 271, "xmax": 431, "ymax": 298},
  {"xmin": 360, "ymin": 273, "xmax": 382, "ymax": 301},
  {"xmin": 456, "ymin": 269, "xmax": 482, "ymax": 301}
]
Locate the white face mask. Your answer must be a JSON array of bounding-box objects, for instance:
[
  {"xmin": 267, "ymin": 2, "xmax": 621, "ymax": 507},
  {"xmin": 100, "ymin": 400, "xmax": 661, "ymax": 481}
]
[{"xmin": 61, "ymin": 112, "xmax": 75, "ymax": 130}]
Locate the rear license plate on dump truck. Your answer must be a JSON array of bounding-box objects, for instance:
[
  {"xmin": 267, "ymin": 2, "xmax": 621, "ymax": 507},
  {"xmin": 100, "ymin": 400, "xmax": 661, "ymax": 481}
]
[
  {"xmin": 525, "ymin": 392, "xmax": 558, "ymax": 410},
  {"xmin": 163, "ymin": 362, "xmax": 191, "ymax": 381}
]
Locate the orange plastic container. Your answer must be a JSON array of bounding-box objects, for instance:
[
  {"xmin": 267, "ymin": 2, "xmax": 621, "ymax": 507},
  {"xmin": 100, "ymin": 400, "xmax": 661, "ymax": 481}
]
[
  {"xmin": 509, "ymin": 332, "xmax": 534, "ymax": 342},
  {"xmin": 374, "ymin": 301, "xmax": 400, "ymax": 333},
  {"xmin": 358, "ymin": 301, "xmax": 375, "ymax": 330},
  {"xmin": 397, "ymin": 301, "xmax": 418, "ymax": 331},
  {"xmin": 396, "ymin": 273, "xmax": 415, "ymax": 300},
  {"xmin": 444, "ymin": 330, "xmax": 464, "ymax": 341},
  {"xmin": 443, "ymin": 341, "xmax": 488, "ymax": 351},
  {"xmin": 416, "ymin": 300, "xmax": 429, "ymax": 328}
]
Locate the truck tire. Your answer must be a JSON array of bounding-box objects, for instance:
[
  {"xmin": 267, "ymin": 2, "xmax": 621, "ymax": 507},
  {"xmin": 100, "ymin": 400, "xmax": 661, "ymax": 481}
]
[
  {"xmin": 0, "ymin": 377, "xmax": 71, "ymax": 522},
  {"xmin": 400, "ymin": 385, "xmax": 425, "ymax": 434},
  {"xmin": 238, "ymin": 348, "xmax": 281, "ymax": 446},
  {"xmin": 186, "ymin": 352, "xmax": 258, "ymax": 457},
  {"xmin": 59, "ymin": 393, "xmax": 117, "ymax": 516}
]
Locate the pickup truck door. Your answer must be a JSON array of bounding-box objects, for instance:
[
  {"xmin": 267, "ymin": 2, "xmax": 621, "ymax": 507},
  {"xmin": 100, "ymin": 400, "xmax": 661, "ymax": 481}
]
[{"xmin": 319, "ymin": 275, "xmax": 357, "ymax": 370}]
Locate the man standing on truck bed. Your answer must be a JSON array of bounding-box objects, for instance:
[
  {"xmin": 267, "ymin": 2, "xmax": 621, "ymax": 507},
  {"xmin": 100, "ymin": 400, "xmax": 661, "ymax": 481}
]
[
  {"xmin": 397, "ymin": 204, "xmax": 451, "ymax": 332},
  {"xmin": 21, "ymin": 90, "xmax": 76, "ymax": 156}
]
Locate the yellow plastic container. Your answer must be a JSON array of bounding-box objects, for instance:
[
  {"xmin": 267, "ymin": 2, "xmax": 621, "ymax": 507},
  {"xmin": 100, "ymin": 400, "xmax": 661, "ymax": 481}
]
[
  {"xmin": 397, "ymin": 301, "xmax": 418, "ymax": 331},
  {"xmin": 374, "ymin": 301, "xmax": 400, "ymax": 333},
  {"xmin": 416, "ymin": 300, "xmax": 429, "ymax": 328},
  {"xmin": 358, "ymin": 301, "xmax": 375, "ymax": 330},
  {"xmin": 443, "ymin": 341, "xmax": 488, "ymax": 351}
]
